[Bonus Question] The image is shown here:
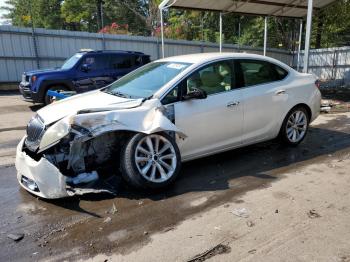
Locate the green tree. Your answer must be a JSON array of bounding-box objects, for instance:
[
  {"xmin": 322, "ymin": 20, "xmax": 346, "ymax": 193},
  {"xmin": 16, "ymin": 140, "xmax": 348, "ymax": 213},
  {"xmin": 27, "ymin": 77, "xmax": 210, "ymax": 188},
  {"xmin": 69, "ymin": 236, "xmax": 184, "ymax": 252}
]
[
  {"xmin": 3, "ymin": 0, "xmax": 63, "ymax": 28},
  {"xmin": 61, "ymin": 0, "xmax": 104, "ymax": 32},
  {"xmin": 311, "ymin": 0, "xmax": 350, "ymax": 48}
]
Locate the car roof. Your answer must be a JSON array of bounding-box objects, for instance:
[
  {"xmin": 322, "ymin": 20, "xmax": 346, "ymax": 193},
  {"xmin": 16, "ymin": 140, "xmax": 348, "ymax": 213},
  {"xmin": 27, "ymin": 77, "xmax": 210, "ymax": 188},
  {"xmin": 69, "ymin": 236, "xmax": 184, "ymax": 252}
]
[
  {"xmin": 78, "ymin": 50, "xmax": 147, "ymax": 56},
  {"xmin": 158, "ymin": 52, "xmax": 289, "ymax": 68}
]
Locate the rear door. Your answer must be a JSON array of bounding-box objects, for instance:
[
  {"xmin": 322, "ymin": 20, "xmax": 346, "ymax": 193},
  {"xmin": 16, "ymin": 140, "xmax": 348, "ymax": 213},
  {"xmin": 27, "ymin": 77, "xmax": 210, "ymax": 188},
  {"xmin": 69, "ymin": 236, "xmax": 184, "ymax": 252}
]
[
  {"xmin": 236, "ymin": 59, "xmax": 289, "ymax": 144},
  {"xmin": 74, "ymin": 54, "xmax": 111, "ymax": 92},
  {"xmin": 109, "ymin": 54, "xmax": 139, "ymax": 80}
]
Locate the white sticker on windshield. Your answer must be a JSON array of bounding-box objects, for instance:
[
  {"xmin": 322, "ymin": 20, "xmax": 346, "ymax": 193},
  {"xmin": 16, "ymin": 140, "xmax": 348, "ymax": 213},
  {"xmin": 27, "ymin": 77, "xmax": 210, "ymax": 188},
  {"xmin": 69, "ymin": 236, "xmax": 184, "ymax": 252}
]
[{"xmin": 167, "ymin": 63, "xmax": 186, "ymax": 70}]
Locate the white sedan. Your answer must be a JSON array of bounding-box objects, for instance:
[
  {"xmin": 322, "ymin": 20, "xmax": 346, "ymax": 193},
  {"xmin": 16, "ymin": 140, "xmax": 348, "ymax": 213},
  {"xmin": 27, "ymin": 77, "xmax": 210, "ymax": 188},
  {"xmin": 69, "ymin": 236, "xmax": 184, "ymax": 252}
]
[{"xmin": 16, "ymin": 53, "xmax": 321, "ymax": 198}]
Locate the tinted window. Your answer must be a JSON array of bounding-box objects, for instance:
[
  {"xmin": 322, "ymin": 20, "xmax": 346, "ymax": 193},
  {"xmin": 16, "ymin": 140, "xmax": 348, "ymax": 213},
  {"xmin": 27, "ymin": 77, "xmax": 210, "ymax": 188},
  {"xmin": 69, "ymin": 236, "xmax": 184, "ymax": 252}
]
[
  {"xmin": 142, "ymin": 56, "xmax": 150, "ymax": 64},
  {"xmin": 81, "ymin": 55, "xmax": 109, "ymax": 70},
  {"xmin": 110, "ymin": 55, "xmax": 135, "ymax": 69},
  {"xmin": 238, "ymin": 60, "xmax": 288, "ymax": 87},
  {"xmin": 186, "ymin": 60, "xmax": 234, "ymax": 96}
]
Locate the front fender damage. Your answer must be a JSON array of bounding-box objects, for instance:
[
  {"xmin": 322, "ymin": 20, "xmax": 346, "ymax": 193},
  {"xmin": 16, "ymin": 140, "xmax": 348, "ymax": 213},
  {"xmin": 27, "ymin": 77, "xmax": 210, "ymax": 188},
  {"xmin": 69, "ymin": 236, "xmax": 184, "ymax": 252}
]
[
  {"xmin": 72, "ymin": 99, "xmax": 185, "ymax": 139},
  {"xmin": 67, "ymin": 100, "xmax": 185, "ymax": 173},
  {"xmin": 19, "ymin": 99, "xmax": 186, "ymax": 198}
]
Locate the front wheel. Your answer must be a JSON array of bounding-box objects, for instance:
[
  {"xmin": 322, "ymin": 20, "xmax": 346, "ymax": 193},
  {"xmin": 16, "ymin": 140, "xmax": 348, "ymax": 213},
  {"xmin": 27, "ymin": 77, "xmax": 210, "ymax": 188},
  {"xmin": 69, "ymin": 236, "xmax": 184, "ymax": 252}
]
[
  {"xmin": 279, "ymin": 106, "xmax": 309, "ymax": 146},
  {"xmin": 120, "ymin": 132, "xmax": 181, "ymax": 190}
]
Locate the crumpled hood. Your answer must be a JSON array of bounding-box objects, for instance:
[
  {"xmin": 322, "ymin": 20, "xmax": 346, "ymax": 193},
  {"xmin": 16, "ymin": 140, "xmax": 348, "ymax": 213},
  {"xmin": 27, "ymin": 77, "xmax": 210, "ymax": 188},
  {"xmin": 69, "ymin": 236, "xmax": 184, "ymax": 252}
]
[{"xmin": 37, "ymin": 90, "xmax": 142, "ymax": 125}]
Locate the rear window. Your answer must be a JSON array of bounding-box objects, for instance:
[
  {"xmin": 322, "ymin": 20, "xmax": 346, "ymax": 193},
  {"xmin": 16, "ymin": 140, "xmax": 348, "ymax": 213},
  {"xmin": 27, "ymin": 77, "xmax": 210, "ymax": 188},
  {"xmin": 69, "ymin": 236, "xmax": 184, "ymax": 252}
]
[
  {"xmin": 108, "ymin": 54, "xmax": 149, "ymax": 69},
  {"xmin": 110, "ymin": 55, "xmax": 134, "ymax": 69}
]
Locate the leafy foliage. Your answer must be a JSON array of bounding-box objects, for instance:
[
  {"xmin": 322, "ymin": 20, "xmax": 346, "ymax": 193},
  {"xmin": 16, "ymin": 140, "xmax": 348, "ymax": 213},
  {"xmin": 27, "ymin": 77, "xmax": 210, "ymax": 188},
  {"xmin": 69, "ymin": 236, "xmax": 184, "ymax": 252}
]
[{"xmin": 1, "ymin": 0, "xmax": 349, "ymax": 49}]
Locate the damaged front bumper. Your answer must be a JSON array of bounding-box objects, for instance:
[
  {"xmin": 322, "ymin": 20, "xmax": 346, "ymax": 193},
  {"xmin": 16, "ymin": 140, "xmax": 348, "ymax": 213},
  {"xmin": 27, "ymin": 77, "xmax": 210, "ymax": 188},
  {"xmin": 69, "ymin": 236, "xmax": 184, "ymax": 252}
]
[
  {"xmin": 16, "ymin": 137, "xmax": 69, "ymax": 199},
  {"xmin": 16, "ymin": 99, "xmax": 186, "ymax": 199}
]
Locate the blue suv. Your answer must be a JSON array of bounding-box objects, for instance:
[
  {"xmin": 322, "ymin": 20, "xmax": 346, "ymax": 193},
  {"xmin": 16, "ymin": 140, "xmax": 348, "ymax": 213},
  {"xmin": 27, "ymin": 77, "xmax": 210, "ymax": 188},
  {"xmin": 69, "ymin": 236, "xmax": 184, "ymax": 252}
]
[{"xmin": 19, "ymin": 50, "xmax": 150, "ymax": 104}]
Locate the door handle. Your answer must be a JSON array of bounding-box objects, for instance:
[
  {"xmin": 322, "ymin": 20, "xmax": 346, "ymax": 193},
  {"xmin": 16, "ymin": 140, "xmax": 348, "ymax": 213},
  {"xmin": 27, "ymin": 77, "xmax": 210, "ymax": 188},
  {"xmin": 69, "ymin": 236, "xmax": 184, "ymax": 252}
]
[
  {"xmin": 275, "ymin": 89, "xmax": 286, "ymax": 95},
  {"xmin": 227, "ymin": 101, "xmax": 240, "ymax": 107}
]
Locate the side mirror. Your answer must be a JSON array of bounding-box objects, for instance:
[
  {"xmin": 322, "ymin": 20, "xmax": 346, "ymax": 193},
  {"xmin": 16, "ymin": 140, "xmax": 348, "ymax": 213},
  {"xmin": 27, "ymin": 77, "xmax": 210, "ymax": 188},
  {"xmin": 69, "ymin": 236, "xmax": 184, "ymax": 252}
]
[
  {"xmin": 183, "ymin": 87, "xmax": 207, "ymax": 100},
  {"xmin": 81, "ymin": 64, "xmax": 91, "ymax": 72}
]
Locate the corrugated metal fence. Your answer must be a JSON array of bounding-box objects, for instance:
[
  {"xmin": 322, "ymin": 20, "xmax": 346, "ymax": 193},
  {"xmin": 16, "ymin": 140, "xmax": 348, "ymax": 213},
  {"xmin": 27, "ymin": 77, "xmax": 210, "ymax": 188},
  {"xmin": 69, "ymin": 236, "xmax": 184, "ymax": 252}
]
[
  {"xmin": 0, "ymin": 26, "xmax": 291, "ymax": 83},
  {"xmin": 293, "ymin": 46, "xmax": 350, "ymax": 87},
  {"xmin": 1, "ymin": 26, "xmax": 349, "ymax": 87}
]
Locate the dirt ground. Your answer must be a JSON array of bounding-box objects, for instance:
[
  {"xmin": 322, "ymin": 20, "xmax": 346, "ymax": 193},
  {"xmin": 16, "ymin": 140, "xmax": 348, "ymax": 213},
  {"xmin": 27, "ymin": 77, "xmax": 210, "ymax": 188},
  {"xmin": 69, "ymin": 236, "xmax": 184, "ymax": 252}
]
[{"xmin": 0, "ymin": 93, "xmax": 349, "ymax": 262}]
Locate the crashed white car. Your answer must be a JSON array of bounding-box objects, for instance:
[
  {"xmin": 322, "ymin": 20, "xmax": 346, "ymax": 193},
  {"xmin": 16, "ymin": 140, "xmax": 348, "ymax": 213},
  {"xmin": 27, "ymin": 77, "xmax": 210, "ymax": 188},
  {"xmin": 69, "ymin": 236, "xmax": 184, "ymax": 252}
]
[{"xmin": 16, "ymin": 53, "xmax": 321, "ymax": 198}]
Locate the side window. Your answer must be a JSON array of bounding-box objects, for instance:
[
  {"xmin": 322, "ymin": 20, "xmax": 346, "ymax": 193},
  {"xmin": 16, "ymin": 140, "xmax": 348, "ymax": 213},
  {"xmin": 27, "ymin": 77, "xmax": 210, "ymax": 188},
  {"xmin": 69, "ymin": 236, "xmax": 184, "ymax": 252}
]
[
  {"xmin": 274, "ymin": 64, "xmax": 288, "ymax": 80},
  {"xmin": 161, "ymin": 86, "xmax": 180, "ymax": 105},
  {"xmin": 82, "ymin": 55, "xmax": 108, "ymax": 70},
  {"xmin": 142, "ymin": 56, "xmax": 150, "ymax": 64},
  {"xmin": 186, "ymin": 60, "xmax": 233, "ymax": 96},
  {"xmin": 238, "ymin": 60, "xmax": 286, "ymax": 87},
  {"xmin": 110, "ymin": 55, "xmax": 134, "ymax": 69},
  {"xmin": 135, "ymin": 55, "xmax": 142, "ymax": 66}
]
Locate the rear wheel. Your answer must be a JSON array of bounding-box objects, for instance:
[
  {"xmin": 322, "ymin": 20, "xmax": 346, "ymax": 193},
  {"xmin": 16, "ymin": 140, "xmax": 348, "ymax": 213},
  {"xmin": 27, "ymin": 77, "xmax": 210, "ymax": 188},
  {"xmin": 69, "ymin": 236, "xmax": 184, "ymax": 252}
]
[
  {"xmin": 44, "ymin": 86, "xmax": 69, "ymax": 105},
  {"xmin": 120, "ymin": 132, "xmax": 181, "ymax": 189},
  {"xmin": 279, "ymin": 106, "xmax": 309, "ymax": 146}
]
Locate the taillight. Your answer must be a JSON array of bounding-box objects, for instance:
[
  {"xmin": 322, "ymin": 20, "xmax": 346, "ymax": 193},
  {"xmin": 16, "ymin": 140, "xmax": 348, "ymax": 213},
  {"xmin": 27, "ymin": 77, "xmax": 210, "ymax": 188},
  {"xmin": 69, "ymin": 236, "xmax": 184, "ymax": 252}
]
[{"xmin": 315, "ymin": 80, "xmax": 320, "ymax": 89}]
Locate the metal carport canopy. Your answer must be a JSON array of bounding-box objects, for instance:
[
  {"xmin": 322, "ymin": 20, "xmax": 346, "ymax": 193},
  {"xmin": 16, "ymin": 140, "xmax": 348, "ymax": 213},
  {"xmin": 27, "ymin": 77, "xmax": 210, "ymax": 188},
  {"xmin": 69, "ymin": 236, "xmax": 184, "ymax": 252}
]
[
  {"xmin": 169, "ymin": 0, "xmax": 335, "ymax": 18},
  {"xmin": 159, "ymin": 0, "xmax": 337, "ymax": 72}
]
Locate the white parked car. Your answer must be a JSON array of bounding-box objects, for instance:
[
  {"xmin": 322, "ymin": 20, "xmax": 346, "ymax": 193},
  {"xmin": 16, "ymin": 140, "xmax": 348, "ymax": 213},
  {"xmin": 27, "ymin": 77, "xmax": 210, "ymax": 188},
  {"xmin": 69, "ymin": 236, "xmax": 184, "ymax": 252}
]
[{"xmin": 16, "ymin": 53, "xmax": 321, "ymax": 199}]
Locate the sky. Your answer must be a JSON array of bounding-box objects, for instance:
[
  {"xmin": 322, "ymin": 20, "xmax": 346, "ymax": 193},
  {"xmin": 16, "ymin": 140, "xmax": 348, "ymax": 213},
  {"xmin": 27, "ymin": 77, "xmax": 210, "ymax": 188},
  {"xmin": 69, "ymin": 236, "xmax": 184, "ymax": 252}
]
[{"xmin": 0, "ymin": 0, "xmax": 10, "ymax": 25}]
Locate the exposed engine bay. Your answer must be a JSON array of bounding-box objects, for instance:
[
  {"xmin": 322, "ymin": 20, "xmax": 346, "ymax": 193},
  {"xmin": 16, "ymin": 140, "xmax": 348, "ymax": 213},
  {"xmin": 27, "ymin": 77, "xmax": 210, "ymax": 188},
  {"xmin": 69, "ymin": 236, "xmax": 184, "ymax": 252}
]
[{"xmin": 16, "ymin": 96, "xmax": 183, "ymax": 199}]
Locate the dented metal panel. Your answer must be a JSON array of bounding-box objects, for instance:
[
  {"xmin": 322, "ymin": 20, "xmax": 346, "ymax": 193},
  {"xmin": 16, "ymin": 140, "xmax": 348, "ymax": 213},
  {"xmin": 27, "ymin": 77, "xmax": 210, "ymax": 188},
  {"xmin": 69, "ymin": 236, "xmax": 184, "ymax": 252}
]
[{"xmin": 16, "ymin": 97, "xmax": 186, "ymax": 198}]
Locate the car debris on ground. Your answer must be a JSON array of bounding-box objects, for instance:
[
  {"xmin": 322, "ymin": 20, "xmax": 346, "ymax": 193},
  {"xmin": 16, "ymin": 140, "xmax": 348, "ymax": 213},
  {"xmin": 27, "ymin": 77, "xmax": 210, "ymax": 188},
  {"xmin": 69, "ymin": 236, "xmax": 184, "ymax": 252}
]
[
  {"xmin": 106, "ymin": 203, "xmax": 118, "ymax": 215},
  {"xmin": 7, "ymin": 233, "xmax": 24, "ymax": 242},
  {"xmin": 307, "ymin": 209, "xmax": 321, "ymax": 219},
  {"xmin": 187, "ymin": 243, "xmax": 231, "ymax": 262},
  {"xmin": 246, "ymin": 221, "xmax": 255, "ymax": 227},
  {"xmin": 231, "ymin": 207, "xmax": 250, "ymax": 218},
  {"xmin": 103, "ymin": 217, "xmax": 112, "ymax": 223}
]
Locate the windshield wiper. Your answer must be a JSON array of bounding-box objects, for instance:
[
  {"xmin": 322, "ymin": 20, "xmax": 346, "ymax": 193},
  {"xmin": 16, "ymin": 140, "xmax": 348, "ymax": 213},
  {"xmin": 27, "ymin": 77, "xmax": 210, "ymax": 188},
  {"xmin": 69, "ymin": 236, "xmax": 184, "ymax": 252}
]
[
  {"xmin": 105, "ymin": 90, "xmax": 129, "ymax": 98},
  {"xmin": 142, "ymin": 94, "xmax": 153, "ymax": 102}
]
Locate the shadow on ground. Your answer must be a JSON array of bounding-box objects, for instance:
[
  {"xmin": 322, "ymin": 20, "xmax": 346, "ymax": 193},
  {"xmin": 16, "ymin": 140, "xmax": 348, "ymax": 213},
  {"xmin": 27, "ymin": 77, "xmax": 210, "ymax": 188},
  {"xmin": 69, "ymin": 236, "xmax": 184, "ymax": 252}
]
[{"xmin": 42, "ymin": 114, "xmax": 350, "ymax": 215}]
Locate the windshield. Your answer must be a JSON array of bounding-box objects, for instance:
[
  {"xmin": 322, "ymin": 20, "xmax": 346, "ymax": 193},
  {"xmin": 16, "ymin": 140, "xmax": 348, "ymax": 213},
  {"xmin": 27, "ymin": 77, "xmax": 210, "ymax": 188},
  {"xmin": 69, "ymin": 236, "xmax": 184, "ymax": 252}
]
[
  {"xmin": 61, "ymin": 53, "xmax": 83, "ymax": 70},
  {"xmin": 103, "ymin": 61, "xmax": 191, "ymax": 99}
]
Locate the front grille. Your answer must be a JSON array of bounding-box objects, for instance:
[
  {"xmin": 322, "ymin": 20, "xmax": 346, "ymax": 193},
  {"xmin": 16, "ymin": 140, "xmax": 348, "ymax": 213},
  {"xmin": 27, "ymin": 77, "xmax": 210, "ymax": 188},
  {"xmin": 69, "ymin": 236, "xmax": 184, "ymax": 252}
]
[{"xmin": 25, "ymin": 115, "xmax": 45, "ymax": 151}]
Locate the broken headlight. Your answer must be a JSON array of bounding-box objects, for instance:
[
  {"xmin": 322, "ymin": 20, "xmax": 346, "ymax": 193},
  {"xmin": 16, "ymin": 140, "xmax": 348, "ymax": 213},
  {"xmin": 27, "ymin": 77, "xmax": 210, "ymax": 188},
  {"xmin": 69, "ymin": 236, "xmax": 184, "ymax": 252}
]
[{"xmin": 39, "ymin": 116, "xmax": 71, "ymax": 152}]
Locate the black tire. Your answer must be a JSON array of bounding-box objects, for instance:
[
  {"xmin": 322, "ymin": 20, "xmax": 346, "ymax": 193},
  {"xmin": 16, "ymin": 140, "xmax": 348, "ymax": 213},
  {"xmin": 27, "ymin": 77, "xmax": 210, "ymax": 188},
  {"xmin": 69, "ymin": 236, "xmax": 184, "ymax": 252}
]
[
  {"xmin": 279, "ymin": 106, "xmax": 310, "ymax": 146},
  {"xmin": 120, "ymin": 132, "xmax": 181, "ymax": 190},
  {"xmin": 44, "ymin": 86, "xmax": 70, "ymax": 105}
]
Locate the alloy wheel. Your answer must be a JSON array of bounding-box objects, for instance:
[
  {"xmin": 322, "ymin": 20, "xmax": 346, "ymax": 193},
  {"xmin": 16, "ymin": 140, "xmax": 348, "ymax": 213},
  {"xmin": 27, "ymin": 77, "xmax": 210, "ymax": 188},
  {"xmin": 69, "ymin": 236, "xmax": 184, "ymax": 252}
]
[
  {"xmin": 286, "ymin": 110, "xmax": 308, "ymax": 143},
  {"xmin": 134, "ymin": 134, "xmax": 177, "ymax": 183}
]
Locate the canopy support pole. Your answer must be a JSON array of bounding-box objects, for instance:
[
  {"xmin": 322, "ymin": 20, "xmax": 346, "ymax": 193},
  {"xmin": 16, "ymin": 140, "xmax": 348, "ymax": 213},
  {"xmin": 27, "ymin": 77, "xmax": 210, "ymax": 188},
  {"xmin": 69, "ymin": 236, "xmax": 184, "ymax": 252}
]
[
  {"xmin": 219, "ymin": 12, "xmax": 223, "ymax": 52},
  {"xmin": 238, "ymin": 21, "xmax": 241, "ymax": 51},
  {"xmin": 160, "ymin": 9, "xmax": 165, "ymax": 58},
  {"xmin": 303, "ymin": 0, "xmax": 313, "ymax": 73},
  {"xmin": 297, "ymin": 19, "xmax": 303, "ymax": 72},
  {"xmin": 263, "ymin": 16, "xmax": 268, "ymax": 56}
]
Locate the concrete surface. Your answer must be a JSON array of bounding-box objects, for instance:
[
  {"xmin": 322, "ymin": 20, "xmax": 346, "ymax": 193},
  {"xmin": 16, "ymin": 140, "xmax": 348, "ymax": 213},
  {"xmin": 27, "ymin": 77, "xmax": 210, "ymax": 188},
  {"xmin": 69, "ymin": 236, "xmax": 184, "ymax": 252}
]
[
  {"xmin": 0, "ymin": 83, "xmax": 18, "ymax": 91},
  {"xmin": 0, "ymin": 94, "xmax": 349, "ymax": 262}
]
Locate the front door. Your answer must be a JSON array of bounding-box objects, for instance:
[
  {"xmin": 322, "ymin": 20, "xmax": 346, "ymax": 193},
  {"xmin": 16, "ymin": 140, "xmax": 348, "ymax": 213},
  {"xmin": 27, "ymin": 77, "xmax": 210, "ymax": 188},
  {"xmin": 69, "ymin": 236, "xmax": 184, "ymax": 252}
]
[
  {"xmin": 74, "ymin": 54, "xmax": 112, "ymax": 92},
  {"xmin": 169, "ymin": 60, "xmax": 244, "ymax": 160}
]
